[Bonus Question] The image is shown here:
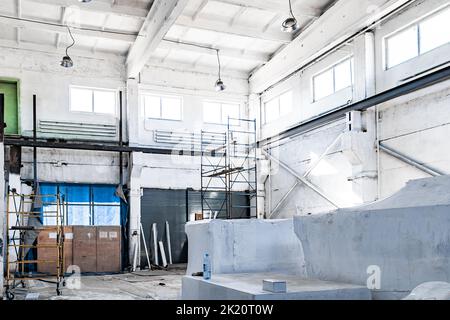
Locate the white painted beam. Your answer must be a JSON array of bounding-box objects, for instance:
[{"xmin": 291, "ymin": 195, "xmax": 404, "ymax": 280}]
[
  {"xmin": 0, "ymin": 38, "xmax": 126, "ymax": 61},
  {"xmin": 146, "ymin": 58, "xmax": 249, "ymax": 80},
  {"xmin": 24, "ymin": 0, "xmax": 149, "ymax": 19},
  {"xmin": 55, "ymin": 7, "xmax": 68, "ymax": 48},
  {"xmin": 176, "ymin": 14, "xmax": 292, "ymax": 43},
  {"xmin": 15, "ymin": 0, "xmax": 22, "ymax": 44},
  {"xmin": 160, "ymin": 39, "xmax": 270, "ymax": 62},
  {"xmin": 249, "ymin": 0, "xmax": 414, "ymax": 93},
  {"xmin": 229, "ymin": 7, "xmax": 246, "ymax": 27},
  {"xmin": 126, "ymin": 0, "xmax": 190, "ymax": 78},
  {"xmin": 0, "ymin": 15, "xmax": 137, "ymax": 43},
  {"xmin": 212, "ymin": 0, "xmax": 322, "ymax": 18},
  {"xmin": 192, "ymin": 0, "xmax": 209, "ymax": 21}
]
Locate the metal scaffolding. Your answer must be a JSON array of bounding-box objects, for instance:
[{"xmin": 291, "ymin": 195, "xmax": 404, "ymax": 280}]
[
  {"xmin": 4, "ymin": 189, "xmax": 65, "ymax": 300},
  {"xmin": 201, "ymin": 117, "xmax": 258, "ymax": 220}
]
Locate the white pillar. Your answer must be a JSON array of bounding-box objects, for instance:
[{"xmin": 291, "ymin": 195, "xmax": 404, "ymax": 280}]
[
  {"xmin": 128, "ymin": 152, "xmax": 143, "ymax": 269},
  {"xmin": 341, "ymin": 32, "xmax": 378, "ymax": 205},
  {"xmin": 127, "ymin": 79, "xmax": 140, "ymax": 147}
]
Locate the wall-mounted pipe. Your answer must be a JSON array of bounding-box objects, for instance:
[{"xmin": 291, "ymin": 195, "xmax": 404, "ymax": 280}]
[
  {"xmin": 262, "ymin": 149, "xmax": 340, "ymax": 209},
  {"xmin": 379, "ymin": 143, "xmax": 444, "ymax": 177},
  {"xmin": 260, "ymin": 65, "xmax": 450, "ymax": 147},
  {"xmin": 0, "ymin": 93, "xmax": 4, "ymax": 142},
  {"xmin": 32, "ymin": 94, "xmax": 37, "ymax": 188},
  {"xmin": 119, "ymin": 91, "xmax": 123, "ymax": 186}
]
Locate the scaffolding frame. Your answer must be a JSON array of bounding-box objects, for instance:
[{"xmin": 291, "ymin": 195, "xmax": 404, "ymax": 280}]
[
  {"xmin": 201, "ymin": 117, "xmax": 258, "ymax": 220},
  {"xmin": 4, "ymin": 189, "xmax": 65, "ymax": 300}
]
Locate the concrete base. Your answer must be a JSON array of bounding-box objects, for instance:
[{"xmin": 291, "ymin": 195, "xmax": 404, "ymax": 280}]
[
  {"xmin": 185, "ymin": 219, "xmax": 305, "ymax": 276},
  {"xmin": 294, "ymin": 176, "xmax": 450, "ymax": 296},
  {"xmin": 182, "ymin": 273, "xmax": 372, "ymax": 300}
]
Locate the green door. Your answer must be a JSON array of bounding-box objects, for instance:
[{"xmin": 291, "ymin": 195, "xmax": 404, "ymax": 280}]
[{"xmin": 0, "ymin": 81, "xmax": 19, "ymax": 135}]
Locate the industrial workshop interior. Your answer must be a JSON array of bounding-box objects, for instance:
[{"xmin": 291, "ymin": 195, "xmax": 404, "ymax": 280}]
[{"xmin": 0, "ymin": 0, "xmax": 449, "ymax": 305}]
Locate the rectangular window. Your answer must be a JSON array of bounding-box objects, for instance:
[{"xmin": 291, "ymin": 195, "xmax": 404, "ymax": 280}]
[
  {"xmin": 385, "ymin": 6, "xmax": 450, "ymax": 69},
  {"xmin": 313, "ymin": 57, "xmax": 354, "ymax": 102},
  {"xmin": 263, "ymin": 90, "xmax": 293, "ymax": 124},
  {"xmin": 143, "ymin": 94, "xmax": 183, "ymax": 121},
  {"xmin": 70, "ymin": 86, "xmax": 117, "ymax": 115},
  {"xmin": 40, "ymin": 184, "xmax": 121, "ymax": 227},
  {"xmin": 203, "ymin": 101, "xmax": 240, "ymax": 124}
]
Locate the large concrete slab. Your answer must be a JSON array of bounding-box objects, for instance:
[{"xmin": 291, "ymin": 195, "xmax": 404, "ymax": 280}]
[
  {"xmin": 294, "ymin": 176, "xmax": 450, "ymax": 299},
  {"xmin": 182, "ymin": 273, "xmax": 372, "ymax": 300},
  {"xmin": 185, "ymin": 219, "xmax": 306, "ymax": 276}
]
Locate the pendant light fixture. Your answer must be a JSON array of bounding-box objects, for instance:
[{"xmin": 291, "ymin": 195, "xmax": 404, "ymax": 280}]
[
  {"xmin": 61, "ymin": 25, "xmax": 75, "ymax": 68},
  {"xmin": 78, "ymin": 0, "xmax": 92, "ymax": 2},
  {"xmin": 281, "ymin": 0, "xmax": 300, "ymax": 33},
  {"xmin": 215, "ymin": 49, "xmax": 226, "ymax": 92}
]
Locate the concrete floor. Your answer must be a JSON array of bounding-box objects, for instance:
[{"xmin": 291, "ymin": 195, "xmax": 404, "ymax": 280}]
[
  {"xmin": 8, "ymin": 265, "xmax": 186, "ymax": 300},
  {"xmin": 182, "ymin": 272, "xmax": 372, "ymax": 300}
]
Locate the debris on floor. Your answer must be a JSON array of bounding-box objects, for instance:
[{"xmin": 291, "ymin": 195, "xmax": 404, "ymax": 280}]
[{"xmin": 9, "ymin": 265, "xmax": 186, "ymax": 301}]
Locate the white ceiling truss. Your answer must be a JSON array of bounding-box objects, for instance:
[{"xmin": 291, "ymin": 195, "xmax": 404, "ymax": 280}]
[{"xmin": 0, "ymin": 0, "xmax": 336, "ymax": 78}]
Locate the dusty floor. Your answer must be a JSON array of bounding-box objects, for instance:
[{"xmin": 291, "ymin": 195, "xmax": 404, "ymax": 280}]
[{"xmin": 7, "ymin": 265, "xmax": 186, "ymax": 300}]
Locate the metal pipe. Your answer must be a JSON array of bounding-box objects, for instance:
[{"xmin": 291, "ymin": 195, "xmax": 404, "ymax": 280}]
[
  {"xmin": 119, "ymin": 91, "xmax": 123, "ymax": 186},
  {"xmin": 260, "ymin": 0, "xmax": 418, "ymax": 95},
  {"xmin": 260, "ymin": 65, "xmax": 450, "ymax": 147},
  {"xmin": 304, "ymin": 132, "xmax": 344, "ymax": 178},
  {"xmin": 269, "ymin": 180, "xmax": 300, "ymax": 218},
  {"xmin": 0, "ymin": 93, "xmax": 4, "ymax": 142},
  {"xmin": 32, "ymin": 94, "xmax": 37, "ymax": 188},
  {"xmin": 379, "ymin": 143, "xmax": 444, "ymax": 177},
  {"xmin": 262, "ymin": 149, "xmax": 340, "ymax": 208},
  {"xmin": 268, "ymin": 132, "xmax": 344, "ymax": 217}
]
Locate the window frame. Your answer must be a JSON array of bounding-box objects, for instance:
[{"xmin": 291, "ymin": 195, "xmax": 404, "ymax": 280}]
[
  {"xmin": 312, "ymin": 56, "xmax": 354, "ymax": 103},
  {"xmin": 383, "ymin": 5, "xmax": 450, "ymax": 70},
  {"xmin": 142, "ymin": 93, "xmax": 184, "ymax": 122},
  {"xmin": 263, "ymin": 90, "xmax": 294, "ymax": 125},
  {"xmin": 69, "ymin": 85, "xmax": 118, "ymax": 116},
  {"xmin": 203, "ymin": 100, "xmax": 241, "ymax": 125}
]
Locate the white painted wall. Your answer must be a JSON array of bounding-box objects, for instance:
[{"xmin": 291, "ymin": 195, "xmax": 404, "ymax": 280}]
[
  {"xmin": 126, "ymin": 63, "xmax": 251, "ymax": 266},
  {"xmin": 254, "ymin": 0, "xmax": 450, "ymax": 218},
  {"xmin": 0, "ymin": 44, "xmax": 251, "ymax": 269},
  {"xmin": 0, "ymin": 47, "xmax": 127, "ymax": 188}
]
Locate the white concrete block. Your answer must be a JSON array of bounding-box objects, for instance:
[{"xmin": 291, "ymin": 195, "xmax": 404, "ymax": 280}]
[
  {"xmin": 182, "ymin": 273, "xmax": 372, "ymax": 300},
  {"xmin": 185, "ymin": 219, "xmax": 306, "ymax": 277},
  {"xmin": 262, "ymin": 280, "xmax": 287, "ymax": 293},
  {"xmin": 294, "ymin": 175, "xmax": 450, "ymax": 299}
]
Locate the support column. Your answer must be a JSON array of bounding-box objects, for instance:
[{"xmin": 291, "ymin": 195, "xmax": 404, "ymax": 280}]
[
  {"xmin": 249, "ymin": 93, "xmax": 266, "ymax": 219},
  {"xmin": 128, "ymin": 152, "xmax": 143, "ymax": 270},
  {"xmin": 341, "ymin": 32, "xmax": 378, "ymax": 204},
  {"xmin": 127, "ymin": 79, "xmax": 140, "ymax": 147}
]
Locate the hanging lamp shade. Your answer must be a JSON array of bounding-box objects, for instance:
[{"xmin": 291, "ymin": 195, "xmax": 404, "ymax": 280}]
[
  {"xmin": 61, "ymin": 25, "xmax": 75, "ymax": 68},
  {"xmin": 281, "ymin": 17, "xmax": 299, "ymax": 33},
  {"xmin": 215, "ymin": 79, "xmax": 226, "ymax": 92},
  {"xmin": 60, "ymin": 55, "xmax": 74, "ymax": 68},
  {"xmin": 281, "ymin": 0, "xmax": 300, "ymax": 33}
]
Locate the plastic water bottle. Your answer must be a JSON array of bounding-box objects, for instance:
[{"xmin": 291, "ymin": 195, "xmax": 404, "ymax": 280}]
[{"xmin": 203, "ymin": 253, "xmax": 211, "ymax": 280}]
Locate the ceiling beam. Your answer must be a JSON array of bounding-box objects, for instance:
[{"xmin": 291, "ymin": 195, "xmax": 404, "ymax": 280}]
[
  {"xmin": 146, "ymin": 58, "xmax": 249, "ymax": 80},
  {"xmin": 212, "ymin": 0, "xmax": 322, "ymax": 18},
  {"xmin": 24, "ymin": 0, "xmax": 149, "ymax": 19},
  {"xmin": 0, "ymin": 38, "xmax": 126, "ymax": 61},
  {"xmin": 176, "ymin": 14, "xmax": 292, "ymax": 43},
  {"xmin": 192, "ymin": 0, "xmax": 209, "ymax": 21},
  {"xmin": 160, "ymin": 39, "xmax": 270, "ymax": 62},
  {"xmin": 126, "ymin": 0, "xmax": 190, "ymax": 78},
  {"xmin": 0, "ymin": 15, "xmax": 137, "ymax": 43},
  {"xmin": 15, "ymin": 0, "xmax": 22, "ymax": 44}
]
